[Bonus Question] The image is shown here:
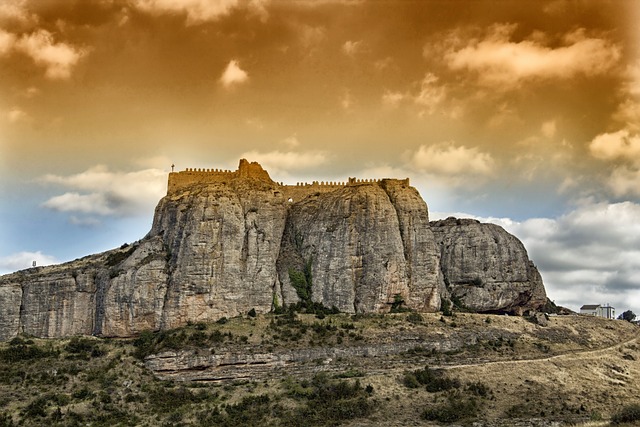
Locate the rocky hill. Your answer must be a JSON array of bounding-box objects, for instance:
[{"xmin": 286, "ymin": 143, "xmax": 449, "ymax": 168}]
[{"xmin": 0, "ymin": 160, "xmax": 546, "ymax": 340}]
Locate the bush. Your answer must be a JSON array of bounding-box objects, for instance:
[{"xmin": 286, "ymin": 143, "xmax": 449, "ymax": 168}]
[
  {"xmin": 403, "ymin": 366, "xmax": 460, "ymax": 392},
  {"xmin": 65, "ymin": 337, "xmax": 105, "ymax": 359},
  {"xmin": 611, "ymin": 404, "xmax": 640, "ymax": 424},
  {"xmin": 407, "ymin": 312, "xmax": 423, "ymax": 323},
  {"xmin": 390, "ymin": 294, "xmax": 411, "ymax": 313},
  {"xmin": 441, "ymin": 298, "xmax": 453, "ymax": 316},
  {"xmin": 421, "ymin": 391, "xmax": 478, "ymax": 423}
]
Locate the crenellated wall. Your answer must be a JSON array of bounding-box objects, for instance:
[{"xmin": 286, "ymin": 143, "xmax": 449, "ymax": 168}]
[{"xmin": 167, "ymin": 159, "xmax": 410, "ymax": 202}]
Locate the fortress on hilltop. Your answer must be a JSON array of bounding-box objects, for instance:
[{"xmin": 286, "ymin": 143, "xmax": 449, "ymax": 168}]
[{"xmin": 167, "ymin": 158, "xmax": 410, "ymax": 200}]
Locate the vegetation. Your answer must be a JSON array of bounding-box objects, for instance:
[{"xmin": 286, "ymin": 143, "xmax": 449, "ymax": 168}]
[
  {"xmin": 421, "ymin": 391, "xmax": 479, "ymax": 423},
  {"xmin": 611, "ymin": 404, "xmax": 640, "ymax": 425},
  {"xmin": 0, "ymin": 311, "xmax": 638, "ymax": 426},
  {"xmin": 617, "ymin": 310, "xmax": 636, "ymax": 322},
  {"xmin": 402, "ymin": 365, "xmax": 461, "ymax": 392}
]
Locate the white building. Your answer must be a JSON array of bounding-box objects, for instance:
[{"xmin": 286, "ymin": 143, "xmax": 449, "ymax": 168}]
[{"xmin": 580, "ymin": 304, "xmax": 615, "ymax": 319}]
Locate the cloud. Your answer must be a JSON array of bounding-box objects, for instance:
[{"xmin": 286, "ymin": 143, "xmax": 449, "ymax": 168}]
[
  {"xmin": 607, "ymin": 166, "xmax": 640, "ymax": 197},
  {"xmin": 15, "ymin": 29, "xmax": 86, "ymax": 80},
  {"xmin": 413, "ymin": 73, "xmax": 446, "ymax": 113},
  {"xmin": 0, "ymin": 0, "xmax": 36, "ymax": 26},
  {"xmin": 624, "ymin": 61, "xmax": 640, "ymax": 97},
  {"xmin": 409, "ymin": 143, "xmax": 495, "ymax": 177},
  {"xmin": 589, "ymin": 130, "xmax": 640, "ymax": 197},
  {"xmin": 446, "ymin": 200, "xmax": 640, "ymax": 314},
  {"xmin": 613, "ymin": 99, "xmax": 640, "ymax": 131},
  {"xmin": 340, "ymin": 90, "xmax": 353, "ymax": 110},
  {"xmin": 281, "ymin": 134, "xmax": 300, "ymax": 148},
  {"xmin": 0, "ymin": 29, "xmax": 16, "ymax": 55},
  {"xmin": 69, "ymin": 215, "xmax": 102, "ymax": 227},
  {"xmin": 7, "ymin": 107, "xmax": 28, "ymax": 123},
  {"xmin": 42, "ymin": 192, "xmax": 115, "ymax": 215},
  {"xmin": 133, "ymin": 0, "xmax": 239, "ymax": 24},
  {"xmin": 381, "ymin": 90, "xmax": 404, "ymax": 108},
  {"xmin": 381, "ymin": 73, "xmax": 448, "ymax": 116},
  {"xmin": 443, "ymin": 24, "xmax": 621, "ymax": 87},
  {"xmin": 342, "ymin": 40, "xmax": 363, "ymax": 56},
  {"xmin": 133, "ymin": 0, "xmax": 270, "ymax": 24},
  {"xmin": 238, "ymin": 150, "xmax": 327, "ymax": 176},
  {"xmin": 541, "ymin": 120, "xmax": 557, "ymax": 138},
  {"xmin": 40, "ymin": 165, "xmax": 167, "ymax": 219},
  {"xmin": 589, "ymin": 130, "xmax": 640, "ymax": 163},
  {"xmin": 0, "ymin": 251, "xmax": 59, "ymax": 274},
  {"xmin": 219, "ymin": 59, "xmax": 249, "ymax": 88}
]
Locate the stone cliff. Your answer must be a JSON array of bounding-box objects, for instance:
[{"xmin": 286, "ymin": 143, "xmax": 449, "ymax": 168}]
[
  {"xmin": 0, "ymin": 160, "xmax": 547, "ymax": 340},
  {"xmin": 431, "ymin": 217, "xmax": 547, "ymax": 315}
]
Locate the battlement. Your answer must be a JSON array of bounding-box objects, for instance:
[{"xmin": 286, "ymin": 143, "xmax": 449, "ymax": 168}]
[{"xmin": 167, "ymin": 159, "xmax": 410, "ymax": 198}]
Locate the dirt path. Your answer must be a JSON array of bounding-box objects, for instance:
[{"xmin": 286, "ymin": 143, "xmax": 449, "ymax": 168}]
[{"xmin": 435, "ymin": 336, "xmax": 639, "ymax": 371}]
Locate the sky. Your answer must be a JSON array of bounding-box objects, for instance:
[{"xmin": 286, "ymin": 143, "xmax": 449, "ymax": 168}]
[{"xmin": 1, "ymin": 0, "xmax": 639, "ymax": 316}]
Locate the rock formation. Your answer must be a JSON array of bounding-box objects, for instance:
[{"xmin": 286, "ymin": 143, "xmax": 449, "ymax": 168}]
[
  {"xmin": 0, "ymin": 160, "xmax": 547, "ymax": 340},
  {"xmin": 431, "ymin": 217, "xmax": 547, "ymax": 315}
]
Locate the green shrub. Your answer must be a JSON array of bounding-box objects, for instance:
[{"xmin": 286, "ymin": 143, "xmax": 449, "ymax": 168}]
[
  {"xmin": 402, "ymin": 366, "xmax": 460, "ymax": 392},
  {"xmin": 0, "ymin": 340, "xmax": 57, "ymax": 362},
  {"xmin": 611, "ymin": 404, "xmax": 640, "ymax": 424},
  {"xmin": 440, "ymin": 298, "xmax": 453, "ymax": 316},
  {"xmin": 390, "ymin": 294, "xmax": 411, "ymax": 313},
  {"xmin": 407, "ymin": 312, "xmax": 423, "ymax": 323},
  {"xmin": 421, "ymin": 391, "xmax": 478, "ymax": 423}
]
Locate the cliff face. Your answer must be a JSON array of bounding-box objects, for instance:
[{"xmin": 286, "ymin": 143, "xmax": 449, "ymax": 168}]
[
  {"xmin": 0, "ymin": 160, "xmax": 546, "ymax": 340},
  {"xmin": 431, "ymin": 217, "xmax": 547, "ymax": 315}
]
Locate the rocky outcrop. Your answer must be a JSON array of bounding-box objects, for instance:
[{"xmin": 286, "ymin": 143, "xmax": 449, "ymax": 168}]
[
  {"xmin": 431, "ymin": 217, "xmax": 547, "ymax": 315},
  {"xmin": 0, "ymin": 161, "xmax": 546, "ymax": 340}
]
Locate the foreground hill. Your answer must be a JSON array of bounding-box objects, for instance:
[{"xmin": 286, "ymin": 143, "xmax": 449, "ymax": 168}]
[
  {"xmin": 0, "ymin": 160, "xmax": 546, "ymax": 340},
  {"xmin": 0, "ymin": 312, "xmax": 637, "ymax": 426}
]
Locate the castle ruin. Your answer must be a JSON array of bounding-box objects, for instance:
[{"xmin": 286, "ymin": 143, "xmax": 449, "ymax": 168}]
[{"xmin": 167, "ymin": 159, "xmax": 410, "ymax": 201}]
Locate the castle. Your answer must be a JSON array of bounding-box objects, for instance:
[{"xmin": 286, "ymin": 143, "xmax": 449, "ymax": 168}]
[{"xmin": 167, "ymin": 159, "xmax": 410, "ymax": 201}]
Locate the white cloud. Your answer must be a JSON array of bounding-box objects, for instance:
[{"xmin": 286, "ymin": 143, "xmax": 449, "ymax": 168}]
[
  {"xmin": 133, "ymin": 0, "xmax": 240, "ymax": 24},
  {"xmin": 40, "ymin": 165, "xmax": 167, "ymax": 219},
  {"xmin": 0, "ymin": 0, "xmax": 36, "ymax": 26},
  {"xmin": 410, "ymin": 143, "xmax": 495, "ymax": 177},
  {"xmin": 238, "ymin": 150, "xmax": 327, "ymax": 175},
  {"xmin": 624, "ymin": 61, "xmax": 640, "ymax": 97},
  {"xmin": 219, "ymin": 59, "xmax": 249, "ymax": 88},
  {"xmin": 297, "ymin": 24, "xmax": 326, "ymax": 49},
  {"xmin": 340, "ymin": 90, "xmax": 353, "ymax": 110},
  {"xmin": 589, "ymin": 129, "xmax": 640, "ymax": 163},
  {"xmin": 613, "ymin": 99, "xmax": 640, "ymax": 131},
  {"xmin": 541, "ymin": 120, "xmax": 557, "ymax": 138},
  {"xmin": 42, "ymin": 192, "xmax": 116, "ymax": 215},
  {"xmin": 607, "ymin": 166, "xmax": 640, "ymax": 197},
  {"xmin": 589, "ymin": 130, "xmax": 640, "ymax": 197},
  {"xmin": 381, "ymin": 90, "xmax": 404, "ymax": 108},
  {"xmin": 281, "ymin": 134, "xmax": 300, "ymax": 148},
  {"xmin": 7, "ymin": 107, "xmax": 28, "ymax": 123},
  {"xmin": 69, "ymin": 215, "xmax": 102, "ymax": 227},
  {"xmin": 444, "ymin": 24, "xmax": 621, "ymax": 87},
  {"xmin": 342, "ymin": 40, "xmax": 362, "ymax": 56},
  {"xmin": 0, "ymin": 29, "xmax": 16, "ymax": 55},
  {"xmin": 413, "ymin": 73, "xmax": 446, "ymax": 113},
  {"xmin": 381, "ymin": 73, "xmax": 449, "ymax": 116},
  {"xmin": 16, "ymin": 29, "xmax": 86, "ymax": 80},
  {"xmin": 0, "ymin": 251, "xmax": 59, "ymax": 274}
]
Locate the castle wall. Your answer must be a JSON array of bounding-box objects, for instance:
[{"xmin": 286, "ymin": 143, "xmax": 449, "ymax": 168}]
[
  {"xmin": 167, "ymin": 161, "xmax": 410, "ymax": 202},
  {"xmin": 167, "ymin": 169, "xmax": 236, "ymax": 195}
]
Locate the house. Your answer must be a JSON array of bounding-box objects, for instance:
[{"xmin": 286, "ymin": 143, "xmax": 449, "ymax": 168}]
[{"xmin": 580, "ymin": 304, "xmax": 615, "ymax": 319}]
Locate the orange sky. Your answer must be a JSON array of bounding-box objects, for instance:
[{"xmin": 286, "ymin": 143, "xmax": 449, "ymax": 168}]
[{"xmin": 1, "ymin": 0, "xmax": 640, "ymax": 314}]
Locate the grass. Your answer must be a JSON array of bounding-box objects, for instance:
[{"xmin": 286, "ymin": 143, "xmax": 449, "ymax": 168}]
[{"xmin": 0, "ymin": 312, "xmax": 638, "ymax": 426}]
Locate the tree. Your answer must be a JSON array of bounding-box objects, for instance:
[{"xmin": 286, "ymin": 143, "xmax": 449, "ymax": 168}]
[{"xmin": 617, "ymin": 310, "xmax": 636, "ymax": 322}]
